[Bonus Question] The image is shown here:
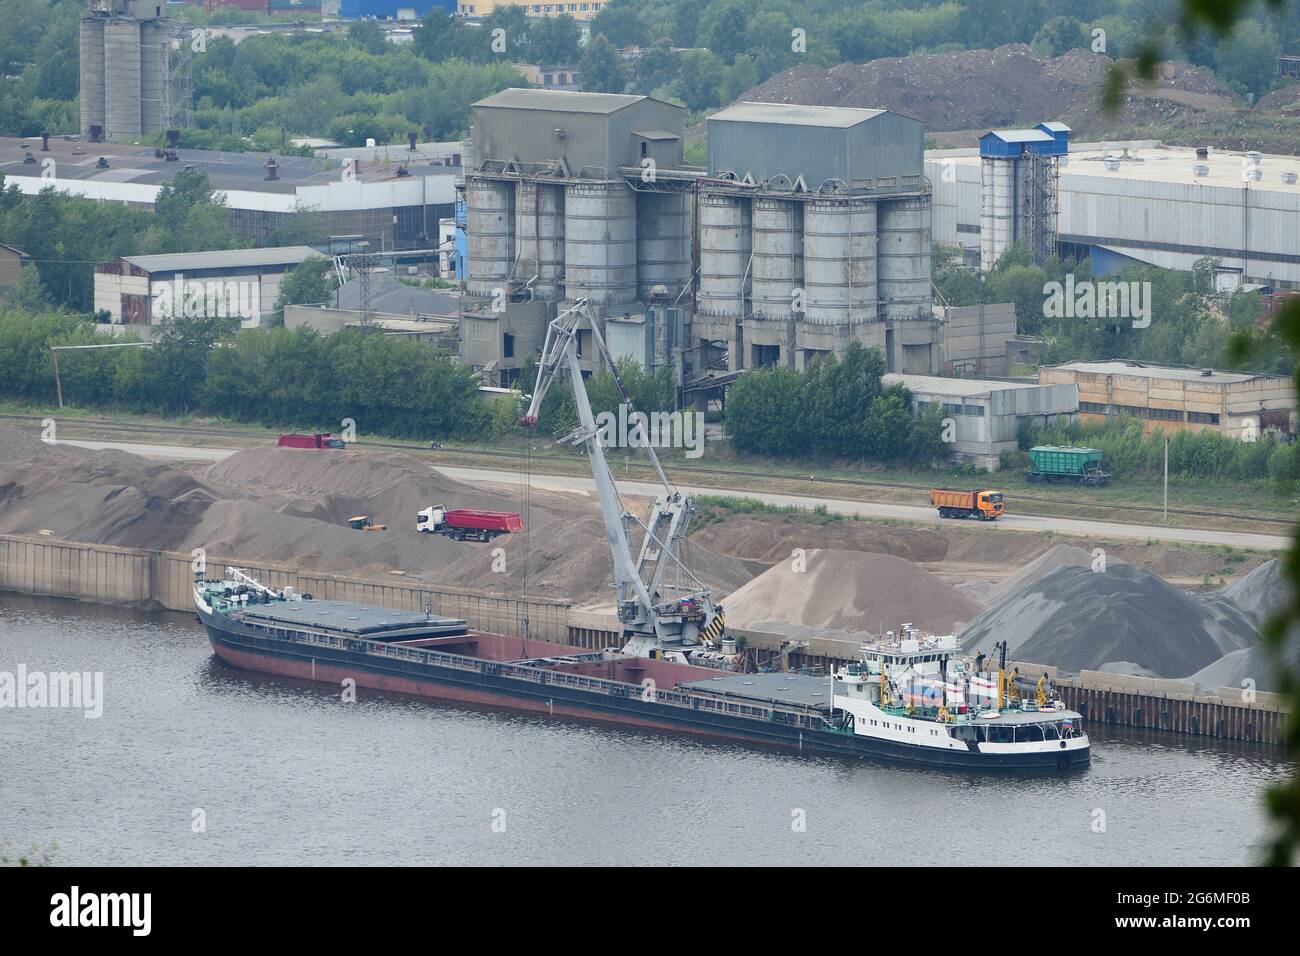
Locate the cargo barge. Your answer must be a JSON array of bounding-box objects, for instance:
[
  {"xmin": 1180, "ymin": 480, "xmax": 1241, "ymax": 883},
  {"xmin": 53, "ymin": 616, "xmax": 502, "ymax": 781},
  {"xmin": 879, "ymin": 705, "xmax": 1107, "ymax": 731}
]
[
  {"xmin": 195, "ymin": 571, "xmax": 1090, "ymax": 771},
  {"xmin": 197, "ymin": 301, "xmax": 1089, "ymax": 771}
]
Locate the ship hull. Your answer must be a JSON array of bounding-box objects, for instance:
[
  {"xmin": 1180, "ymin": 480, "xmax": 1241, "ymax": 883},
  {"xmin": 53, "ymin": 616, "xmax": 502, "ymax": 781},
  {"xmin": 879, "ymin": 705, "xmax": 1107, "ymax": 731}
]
[{"xmin": 199, "ymin": 608, "xmax": 1089, "ymax": 773}]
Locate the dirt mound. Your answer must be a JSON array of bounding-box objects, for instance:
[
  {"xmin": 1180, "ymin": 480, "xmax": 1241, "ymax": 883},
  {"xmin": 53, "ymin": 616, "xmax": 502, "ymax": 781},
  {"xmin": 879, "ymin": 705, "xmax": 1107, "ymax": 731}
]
[
  {"xmin": 726, "ymin": 44, "xmax": 1240, "ymax": 136},
  {"xmin": 1256, "ymin": 83, "xmax": 1300, "ymax": 114},
  {"xmin": 959, "ymin": 563, "xmax": 1258, "ymax": 677},
  {"xmin": 1189, "ymin": 629, "xmax": 1300, "ymax": 694},
  {"xmin": 724, "ymin": 549, "xmax": 982, "ymax": 637},
  {"xmin": 689, "ymin": 515, "xmax": 949, "ymax": 564}
]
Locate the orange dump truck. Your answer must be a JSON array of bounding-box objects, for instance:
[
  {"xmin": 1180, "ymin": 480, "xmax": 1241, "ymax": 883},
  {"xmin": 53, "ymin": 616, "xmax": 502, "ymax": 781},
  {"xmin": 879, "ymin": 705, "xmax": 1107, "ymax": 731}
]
[{"xmin": 931, "ymin": 488, "xmax": 1004, "ymax": 521}]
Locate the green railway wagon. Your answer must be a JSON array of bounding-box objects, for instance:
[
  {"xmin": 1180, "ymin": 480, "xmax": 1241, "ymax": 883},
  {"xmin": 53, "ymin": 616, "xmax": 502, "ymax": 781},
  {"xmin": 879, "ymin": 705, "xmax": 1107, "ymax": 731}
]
[{"xmin": 1026, "ymin": 446, "xmax": 1109, "ymax": 485}]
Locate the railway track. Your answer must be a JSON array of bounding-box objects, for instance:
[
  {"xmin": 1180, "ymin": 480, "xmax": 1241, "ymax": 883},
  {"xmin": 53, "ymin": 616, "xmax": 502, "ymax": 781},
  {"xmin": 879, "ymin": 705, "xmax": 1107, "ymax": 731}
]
[{"xmin": 4, "ymin": 412, "xmax": 1295, "ymax": 530}]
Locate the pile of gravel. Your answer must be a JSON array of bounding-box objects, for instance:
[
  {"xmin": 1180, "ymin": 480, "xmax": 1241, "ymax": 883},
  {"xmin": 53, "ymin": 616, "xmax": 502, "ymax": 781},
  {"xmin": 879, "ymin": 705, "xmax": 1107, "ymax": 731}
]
[{"xmin": 959, "ymin": 562, "xmax": 1258, "ymax": 678}]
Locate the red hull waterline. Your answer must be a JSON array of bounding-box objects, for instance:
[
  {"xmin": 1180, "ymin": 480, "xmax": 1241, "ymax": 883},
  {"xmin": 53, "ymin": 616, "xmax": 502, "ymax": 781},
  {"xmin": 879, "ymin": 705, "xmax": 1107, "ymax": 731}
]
[{"xmin": 209, "ymin": 637, "xmax": 780, "ymax": 747}]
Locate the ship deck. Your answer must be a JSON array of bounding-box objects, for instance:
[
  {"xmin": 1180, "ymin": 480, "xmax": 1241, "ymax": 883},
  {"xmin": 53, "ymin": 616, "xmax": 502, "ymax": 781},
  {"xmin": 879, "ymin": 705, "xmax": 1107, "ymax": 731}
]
[
  {"xmin": 232, "ymin": 599, "xmax": 470, "ymax": 642},
  {"xmin": 679, "ymin": 672, "xmax": 837, "ymax": 714}
]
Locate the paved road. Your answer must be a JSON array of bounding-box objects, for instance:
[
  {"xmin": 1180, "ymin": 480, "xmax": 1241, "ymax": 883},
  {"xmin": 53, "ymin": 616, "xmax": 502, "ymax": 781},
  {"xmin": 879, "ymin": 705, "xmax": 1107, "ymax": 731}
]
[{"xmin": 59, "ymin": 439, "xmax": 1291, "ymax": 551}]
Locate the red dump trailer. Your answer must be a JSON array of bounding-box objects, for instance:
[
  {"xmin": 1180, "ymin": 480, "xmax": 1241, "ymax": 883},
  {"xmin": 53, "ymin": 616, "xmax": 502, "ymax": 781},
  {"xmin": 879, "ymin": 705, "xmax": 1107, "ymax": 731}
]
[
  {"xmin": 416, "ymin": 505, "xmax": 522, "ymax": 542},
  {"xmin": 278, "ymin": 433, "xmax": 345, "ymax": 449}
]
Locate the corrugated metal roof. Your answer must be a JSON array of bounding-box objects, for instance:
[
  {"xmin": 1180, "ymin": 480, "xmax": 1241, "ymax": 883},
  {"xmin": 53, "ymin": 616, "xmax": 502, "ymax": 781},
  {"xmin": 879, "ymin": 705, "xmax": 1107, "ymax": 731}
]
[
  {"xmin": 474, "ymin": 88, "xmax": 648, "ymax": 114},
  {"xmin": 985, "ymin": 129, "xmax": 1055, "ymax": 143},
  {"xmin": 633, "ymin": 129, "xmax": 680, "ymax": 140},
  {"xmin": 884, "ymin": 372, "xmax": 1046, "ymax": 397},
  {"xmin": 118, "ymin": 246, "xmax": 321, "ymax": 273},
  {"xmin": 1039, "ymin": 121, "xmax": 1072, "ymax": 132},
  {"xmin": 710, "ymin": 102, "xmax": 885, "ymax": 129},
  {"xmin": 1050, "ymin": 361, "xmax": 1283, "ymax": 384}
]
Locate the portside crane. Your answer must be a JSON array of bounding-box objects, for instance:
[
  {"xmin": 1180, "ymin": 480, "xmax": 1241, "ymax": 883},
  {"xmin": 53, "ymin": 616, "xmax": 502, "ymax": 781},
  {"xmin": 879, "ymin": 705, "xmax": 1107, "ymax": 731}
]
[{"xmin": 522, "ymin": 298, "xmax": 731, "ymax": 664}]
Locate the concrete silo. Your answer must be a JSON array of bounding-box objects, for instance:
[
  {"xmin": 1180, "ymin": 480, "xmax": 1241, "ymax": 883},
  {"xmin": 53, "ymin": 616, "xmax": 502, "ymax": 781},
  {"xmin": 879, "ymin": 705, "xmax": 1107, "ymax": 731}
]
[
  {"xmin": 877, "ymin": 196, "xmax": 932, "ymax": 320},
  {"xmin": 80, "ymin": 3, "xmax": 188, "ymax": 142},
  {"xmin": 978, "ymin": 124, "xmax": 1069, "ymax": 271},
  {"xmin": 79, "ymin": 17, "xmax": 106, "ymax": 139},
  {"xmin": 800, "ymin": 197, "xmax": 877, "ymax": 362},
  {"xmin": 748, "ymin": 197, "xmax": 802, "ymax": 366},
  {"xmin": 465, "ymin": 175, "xmax": 515, "ymax": 300},
  {"xmin": 563, "ymin": 181, "xmax": 638, "ymax": 307},
  {"xmin": 705, "ymin": 102, "xmax": 931, "ymax": 371},
  {"xmin": 513, "ymin": 180, "xmax": 565, "ymax": 301},
  {"xmin": 635, "ymin": 191, "xmax": 691, "ymax": 305},
  {"xmin": 462, "ymin": 89, "xmax": 691, "ymax": 385},
  {"xmin": 103, "ymin": 18, "xmax": 143, "ymax": 141},
  {"xmin": 696, "ymin": 192, "xmax": 751, "ymax": 322}
]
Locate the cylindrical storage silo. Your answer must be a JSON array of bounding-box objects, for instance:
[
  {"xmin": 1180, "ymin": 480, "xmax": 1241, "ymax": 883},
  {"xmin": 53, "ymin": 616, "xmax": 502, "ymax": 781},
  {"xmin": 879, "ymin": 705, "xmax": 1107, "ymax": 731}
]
[
  {"xmin": 79, "ymin": 18, "xmax": 106, "ymax": 138},
  {"xmin": 465, "ymin": 176, "xmax": 515, "ymax": 299},
  {"xmin": 564, "ymin": 182, "xmax": 637, "ymax": 306},
  {"xmin": 993, "ymin": 160, "xmax": 1015, "ymax": 261},
  {"xmin": 802, "ymin": 197, "xmax": 876, "ymax": 326},
  {"xmin": 750, "ymin": 197, "xmax": 803, "ymax": 321},
  {"xmin": 697, "ymin": 192, "xmax": 750, "ymax": 318},
  {"xmin": 636, "ymin": 191, "xmax": 690, "ymax": 303},
  {"xmin": 139, "ymin": 20, "xmax": 167, "ymax": 134},
  {"xmin": 877, "ymin": 196, "xmax": 932, "ymax": 320},
  {"xmin": 514, "ymin": 180, "xmax": 565, "ymax": 301},
  {"xmin": 104, "ymin": 19, "xmax": 143, "ymax": 140},
  {"xmin": 979, "ymin": 158, "xmax": 995, "ymax": 271}
]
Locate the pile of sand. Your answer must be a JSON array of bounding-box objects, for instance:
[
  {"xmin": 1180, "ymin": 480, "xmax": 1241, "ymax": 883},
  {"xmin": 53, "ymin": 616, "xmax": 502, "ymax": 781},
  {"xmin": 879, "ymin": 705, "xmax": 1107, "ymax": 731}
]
[
  {"xmin": 959, "ymin": 563, "xmax": 1258, "ymax": 677},
  {"xmin": 724, "ymin": 549, "xmax": 983, "ymax": 639},
  {"xmin": 690, "ymin": 516, "xmax": 949, "ymax": 564},
  {"xmin": 0, "ymin": 439, "xmax": 755, "ymax": 606}
]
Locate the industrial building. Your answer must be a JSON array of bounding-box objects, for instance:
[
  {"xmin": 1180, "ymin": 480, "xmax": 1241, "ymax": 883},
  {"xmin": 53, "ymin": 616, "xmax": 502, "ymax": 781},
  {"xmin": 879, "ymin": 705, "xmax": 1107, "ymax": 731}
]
[
  {"xmin": 0, "ymin": 135, "xmax": 457, "ymax": 250},
  {"xmin": 459, "ymin": 92, "xmax": 938, "ymax": 389},
  {"xmin": 936, "ymin": 302, "xmax": 1017, "ymax": 377},
  {"xmin": 700, "ymin": 103, "xmax": 935, "ymax": 375},
  {"xmin": 457, "ymin": 0, "xmax": 609, "ymax": 19},
  {"xmin": 460, "ymin": 88, "xmax": 691, "ymax": 387},
  {"xmin": 93, "ymin": 247, "xmax": 321, "ymax": 329},
  {"xmin": 1039, "ymin": 361, "xmax": 1297, "ymax": 438},
  {"xmin": 883, "ymin": 373, "xmax": 1079, "ymax": 470},
  {"xmin": 976, "ymin": 123, "xmax": 1069, "ymax": 270},
  {"xmin": 79, "ymin": 0, "xmax": 188, "ymax": 143},
  {"xmin": 928, "ymin": 140, "xmax": 1300, "ymax": 289},
  {"xmin": 0, "ymin": 244, "xmax": 29, "ymax": 289}
]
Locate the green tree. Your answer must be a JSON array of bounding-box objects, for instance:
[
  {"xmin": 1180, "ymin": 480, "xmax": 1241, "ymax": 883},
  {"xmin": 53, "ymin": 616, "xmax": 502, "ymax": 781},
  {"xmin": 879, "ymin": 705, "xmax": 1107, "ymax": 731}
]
[
  {"xmin": 272, "ymin": 257, "xmax": 335, "ymax": 325},
  {"xmin": 1214, "ymin": 19, "xmax": 1283, "ymax": 98},
  {"xmin": 529, "ymin": 14, "xmax": 583, "ymax": 64},
  {"xmin": 580, "ymin": 34, "xmax": 628, "ymax": 94},
  {"xmin": 862, "ymin": 384, "xmax": 916, "ymax": 460}
]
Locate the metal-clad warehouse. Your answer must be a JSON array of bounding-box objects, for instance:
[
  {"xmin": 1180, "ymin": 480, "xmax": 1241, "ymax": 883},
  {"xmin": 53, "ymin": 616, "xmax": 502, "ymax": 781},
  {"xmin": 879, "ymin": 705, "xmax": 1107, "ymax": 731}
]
[
  {"xmin": 471, "ymin": 89, "xmax": 685, "ymax": 174},
  {"xmin": 707, "ymin": 103, "xmax": 924, "ymax": 190}
]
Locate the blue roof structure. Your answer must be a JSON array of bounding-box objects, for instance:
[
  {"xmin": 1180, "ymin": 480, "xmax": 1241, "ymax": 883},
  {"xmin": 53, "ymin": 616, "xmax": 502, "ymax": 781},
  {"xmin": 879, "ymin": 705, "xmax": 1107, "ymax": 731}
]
[{"xmin": 980, "ymin": 121, "xmax": 1070, "ymax": 158}]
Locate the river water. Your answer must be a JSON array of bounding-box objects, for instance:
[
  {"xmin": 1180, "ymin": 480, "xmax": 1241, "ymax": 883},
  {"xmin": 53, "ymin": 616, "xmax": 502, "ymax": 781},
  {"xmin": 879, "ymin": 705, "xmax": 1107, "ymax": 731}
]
[{"xmin": 1, "ymin": 592, "xmax": 1289, "ymax": 866}]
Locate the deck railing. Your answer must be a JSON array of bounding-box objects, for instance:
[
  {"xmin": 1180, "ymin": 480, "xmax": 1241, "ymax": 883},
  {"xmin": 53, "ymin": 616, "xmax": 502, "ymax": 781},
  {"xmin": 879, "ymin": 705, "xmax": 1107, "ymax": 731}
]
[{"xmin": 235, "ymin": 614, "xmax": 826, "ymax": 730}]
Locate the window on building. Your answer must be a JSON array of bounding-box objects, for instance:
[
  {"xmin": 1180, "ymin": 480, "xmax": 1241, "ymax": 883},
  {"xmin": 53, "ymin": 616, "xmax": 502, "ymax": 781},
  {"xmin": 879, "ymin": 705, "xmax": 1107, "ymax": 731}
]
[
  {"xmin": 1079, "ymin": 401, "xmax": 1108, "ymax": 414},
  {"xmin": 956, "ymin": 223, "xmax": 980, "ymax": 234},
  {"xmin": 1149, "ymin": 407, "xmax": 1185, "ymax": 422},
  {"xmin": 1188, "ymin": 411, "xmax": 1221, "ymax": 424},
  {"xmin": 503, "ymin": 333, "xmax": 515, "ymax": 359}
]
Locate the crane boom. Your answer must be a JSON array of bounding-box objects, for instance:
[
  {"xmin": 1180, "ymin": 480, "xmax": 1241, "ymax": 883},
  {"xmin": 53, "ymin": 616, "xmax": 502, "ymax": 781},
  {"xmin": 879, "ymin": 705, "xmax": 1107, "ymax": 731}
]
[{"xmin": 523, "ymin": 299, "xmax": 727, "ymax": 661}]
